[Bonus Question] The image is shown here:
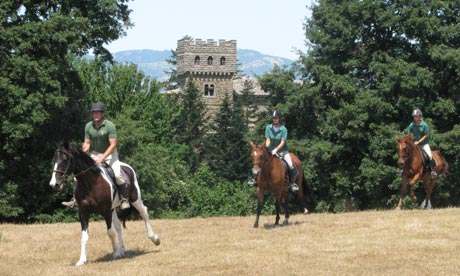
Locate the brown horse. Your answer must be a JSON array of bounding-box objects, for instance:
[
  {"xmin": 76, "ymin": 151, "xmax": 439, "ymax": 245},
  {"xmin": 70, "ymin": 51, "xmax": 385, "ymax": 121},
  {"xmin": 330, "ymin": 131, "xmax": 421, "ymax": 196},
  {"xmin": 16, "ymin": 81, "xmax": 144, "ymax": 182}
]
[
  {"xmin": 394, "ymin": 134, "xmax": 448, "ymax": 209},
  {"xmin": 249, "ymin": 141, "xmax": 308, "ymax": 228},
  {"xmin": 49, "ymin": 142, "xmax": 160, "ymax": 266}
]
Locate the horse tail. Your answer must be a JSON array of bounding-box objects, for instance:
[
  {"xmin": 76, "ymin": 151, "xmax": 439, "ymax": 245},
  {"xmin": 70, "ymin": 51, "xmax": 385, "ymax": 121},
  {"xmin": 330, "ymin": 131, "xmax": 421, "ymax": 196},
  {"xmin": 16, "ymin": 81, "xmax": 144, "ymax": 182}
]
[
  {"xmin": 439, "ymin": 152, "xmax": 449, "ymax": 176},
  {"xmin": 118, "ymin": 207, "xmax": 138, "ymax": 228},
  {"xmin": 301, "ymin": 176, "xmax": 314, "ymax": 211}
]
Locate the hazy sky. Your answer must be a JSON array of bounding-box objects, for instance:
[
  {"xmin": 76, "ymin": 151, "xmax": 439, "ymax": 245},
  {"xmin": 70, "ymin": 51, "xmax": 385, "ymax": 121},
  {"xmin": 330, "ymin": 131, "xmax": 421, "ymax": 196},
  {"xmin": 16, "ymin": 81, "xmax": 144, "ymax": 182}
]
[{"xmin": 105, "ymin": 0, "xmax": 313, "ymax": 60}]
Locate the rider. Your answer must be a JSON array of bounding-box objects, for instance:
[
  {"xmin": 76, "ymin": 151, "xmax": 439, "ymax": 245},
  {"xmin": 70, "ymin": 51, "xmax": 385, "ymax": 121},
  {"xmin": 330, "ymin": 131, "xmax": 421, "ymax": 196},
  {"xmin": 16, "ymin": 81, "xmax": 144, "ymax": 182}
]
[
  {"xmin": 408, "ymin": 108, "xmax": 437, "ymax": 178},
  {"xmin": 62, "ymin": 102, "xmax": 130, "ymax": 209},
  {"xmin": 265, "ymin": 110, "xmax": 299, "ymax": 192}
]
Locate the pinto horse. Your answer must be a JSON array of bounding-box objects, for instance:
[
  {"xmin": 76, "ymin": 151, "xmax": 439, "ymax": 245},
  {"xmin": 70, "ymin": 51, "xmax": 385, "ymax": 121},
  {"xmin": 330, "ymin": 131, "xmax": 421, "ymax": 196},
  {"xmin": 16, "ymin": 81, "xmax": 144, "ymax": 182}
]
[
  {"xmin": 49, "ymin": 142, "xmax": 160, "ymax": 266},
  {"xmin": 395, "ymin": 134, "xmax": 448, "ymax": 209},
  {"xmin": 249, "ymin": 141, "xmax": 308, "ymax": 228}
]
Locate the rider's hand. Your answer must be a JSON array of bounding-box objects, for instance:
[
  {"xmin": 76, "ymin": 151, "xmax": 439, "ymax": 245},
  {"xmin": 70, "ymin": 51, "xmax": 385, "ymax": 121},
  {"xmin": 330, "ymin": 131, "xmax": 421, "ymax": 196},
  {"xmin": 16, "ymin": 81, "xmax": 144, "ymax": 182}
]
[
  {"xmin": 95, "ymin": 156, "xmax": 104, "ymax": 164},
  {"xmin": 271, "ymin": 149, "xmax": 278, "ymax": 155},
  {"xmin": 414, "ymin": 141, "xmax": 419, "ymax": 146}
]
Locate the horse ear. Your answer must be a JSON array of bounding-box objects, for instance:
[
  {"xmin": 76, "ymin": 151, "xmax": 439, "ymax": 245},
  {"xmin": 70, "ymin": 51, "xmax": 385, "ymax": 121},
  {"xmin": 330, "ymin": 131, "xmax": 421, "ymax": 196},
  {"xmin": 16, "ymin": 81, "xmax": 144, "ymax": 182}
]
[
  {"xmin": 63, "ymin": 141, "xmax": 70, "ymax": 150},
  {"xmin": 394, "ymin": 135, "xmax": 400, "ymax": 142},
  {"xmin": 250, "ymin": 141, "xmax": 255, "ymax": 148}
]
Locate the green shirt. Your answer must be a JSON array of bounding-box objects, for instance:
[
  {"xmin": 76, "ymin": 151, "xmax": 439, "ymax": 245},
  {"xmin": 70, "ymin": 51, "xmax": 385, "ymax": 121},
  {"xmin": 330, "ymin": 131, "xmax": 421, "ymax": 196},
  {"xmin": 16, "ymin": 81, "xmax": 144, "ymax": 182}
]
[
  {"xmin": 408, "ymin": 120, "xmax": 430, "ymax": 146},
  {"xmin": 84, "ymin": 119, "xmax": 117, "ymax": 153},
  {"xmin": 265, "ymin": 123, "xmax": 288, "ymax": 152}
]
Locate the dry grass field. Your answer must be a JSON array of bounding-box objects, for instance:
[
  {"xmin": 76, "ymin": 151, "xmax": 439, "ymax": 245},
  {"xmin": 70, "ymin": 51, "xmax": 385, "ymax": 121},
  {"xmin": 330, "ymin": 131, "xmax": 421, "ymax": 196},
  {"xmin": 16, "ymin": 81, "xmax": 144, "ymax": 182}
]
[{"xmin": 1, "ymin": 208, "xmax": 460, "ymax": 276}]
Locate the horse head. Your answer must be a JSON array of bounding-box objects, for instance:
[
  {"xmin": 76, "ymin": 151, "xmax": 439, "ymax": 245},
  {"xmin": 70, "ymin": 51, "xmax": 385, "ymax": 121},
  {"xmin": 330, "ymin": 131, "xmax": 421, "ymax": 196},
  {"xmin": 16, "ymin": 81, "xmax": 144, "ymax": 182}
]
[
  {"xmin": 394, "ymin": 134, "xmax": 414, "ymax": 167},
  {"xmin": 249, "ymin": 141, "xmax": 270, "ymax": 178},
  {"xmin": 49, "ymin": 141, "xmax": 74, "ymax": 190}
]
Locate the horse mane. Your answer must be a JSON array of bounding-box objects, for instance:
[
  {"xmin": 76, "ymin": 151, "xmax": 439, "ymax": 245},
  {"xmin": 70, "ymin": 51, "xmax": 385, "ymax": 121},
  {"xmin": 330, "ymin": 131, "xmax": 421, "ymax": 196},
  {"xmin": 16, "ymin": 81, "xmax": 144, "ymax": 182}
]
[{"xmin": 60, "ymin": 142, "xmax": 99, "ymax": 174}]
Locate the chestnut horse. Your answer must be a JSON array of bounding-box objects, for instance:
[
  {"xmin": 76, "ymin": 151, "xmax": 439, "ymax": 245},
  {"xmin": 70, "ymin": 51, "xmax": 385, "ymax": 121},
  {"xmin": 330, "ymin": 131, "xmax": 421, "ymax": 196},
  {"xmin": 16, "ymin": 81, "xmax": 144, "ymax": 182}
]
[
  {"xmin": 249, "ymin": 141, "xmax": 308, "ymax": 228},
  {"xmin": 49, "ymin": 142, "xmax": 160, "ymax": 266},
  {"xmin": 395, "ymin": 134, "xmax": 448, "ymax": 209}
]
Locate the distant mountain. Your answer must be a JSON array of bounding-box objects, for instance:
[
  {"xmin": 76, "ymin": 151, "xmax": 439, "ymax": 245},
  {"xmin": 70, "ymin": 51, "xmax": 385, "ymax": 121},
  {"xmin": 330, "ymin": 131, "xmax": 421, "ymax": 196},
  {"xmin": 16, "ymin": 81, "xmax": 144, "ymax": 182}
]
[{"xmin": 110, "ymin": 49, "xmax": 293, "ymax": 81}]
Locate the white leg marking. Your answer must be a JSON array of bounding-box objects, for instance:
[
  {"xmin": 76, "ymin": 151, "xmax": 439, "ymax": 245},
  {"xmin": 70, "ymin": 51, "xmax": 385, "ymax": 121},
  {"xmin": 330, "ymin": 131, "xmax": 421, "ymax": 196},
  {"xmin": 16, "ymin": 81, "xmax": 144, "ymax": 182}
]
[
  {"xmin": 419, "ymin": 199, "xmax": 427, "ymax": 209},
  {"xmin": 111, "ymin": 210, "xmax": 124, "ymax": 258},
  {"xmin": 76, "ymin": 229, "xmax": 89, "ymax": 266},
  {"xmin": 426, "ymin": 200, "xmax": 432, "ymax": 209},
  {"xmin": 132, "ymin": 199, "xmax": 160, "ymax": 245}
]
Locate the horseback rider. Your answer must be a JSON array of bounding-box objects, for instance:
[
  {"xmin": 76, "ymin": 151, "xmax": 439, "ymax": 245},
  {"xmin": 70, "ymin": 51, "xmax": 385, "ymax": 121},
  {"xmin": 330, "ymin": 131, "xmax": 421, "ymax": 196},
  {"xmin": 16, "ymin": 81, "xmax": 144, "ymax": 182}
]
[
  {"xmin": 408, "ymin": 108, "xmax": 437, "ymax": 178},
  {"xmin": 62, "ymin": 102, "xmax": 130, "ymax": 209},
  {"xmin": 255, "ymin": 110, "xmax": 300, "ymax": 192}
]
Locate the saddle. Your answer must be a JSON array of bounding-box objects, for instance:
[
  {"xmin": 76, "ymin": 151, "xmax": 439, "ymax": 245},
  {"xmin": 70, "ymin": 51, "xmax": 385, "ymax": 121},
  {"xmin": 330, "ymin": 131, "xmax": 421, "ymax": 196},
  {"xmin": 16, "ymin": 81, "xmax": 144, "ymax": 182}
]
[
  {"xmin": 98, "ymin": 163, "xmax": 128, "ymax": 200},
  {"xmin": 420, "ymin": 149, "xmax": 436, "ymax": 172},
  {"xmin": 276, "ymin": 155, "xmax": 292, "ymax": 184}
]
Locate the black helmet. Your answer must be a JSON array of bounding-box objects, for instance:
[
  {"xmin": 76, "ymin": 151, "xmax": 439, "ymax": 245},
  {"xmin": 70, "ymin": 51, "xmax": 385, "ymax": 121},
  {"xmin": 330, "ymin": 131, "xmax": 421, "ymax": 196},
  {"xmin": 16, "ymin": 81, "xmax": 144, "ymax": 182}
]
[
  {"xmin": 272, "ymin": 110, "xmax": 282, "ymax": 118},
  {"xmin": 91, "ymin": 102, "xmax": 106, "ymax": 112},
  {"xmin": 412, "ymin": 108, "xmax": 422, "ymax": 117}
]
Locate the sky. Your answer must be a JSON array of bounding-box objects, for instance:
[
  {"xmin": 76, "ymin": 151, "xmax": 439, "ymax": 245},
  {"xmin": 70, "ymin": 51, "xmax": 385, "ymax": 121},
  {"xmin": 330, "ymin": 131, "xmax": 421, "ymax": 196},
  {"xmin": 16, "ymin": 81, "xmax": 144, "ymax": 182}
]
[{"xmin": 105, "ymin": 0, "xmax": 313, "ymax": 60}]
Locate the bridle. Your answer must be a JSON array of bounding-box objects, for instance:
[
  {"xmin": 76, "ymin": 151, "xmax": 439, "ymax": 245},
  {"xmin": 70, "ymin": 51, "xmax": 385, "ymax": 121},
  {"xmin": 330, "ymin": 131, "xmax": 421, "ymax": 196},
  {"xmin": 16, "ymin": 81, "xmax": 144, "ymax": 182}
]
[{"xmin": 53, "ymin": 149, "xmax": 94, "ymax": 181}]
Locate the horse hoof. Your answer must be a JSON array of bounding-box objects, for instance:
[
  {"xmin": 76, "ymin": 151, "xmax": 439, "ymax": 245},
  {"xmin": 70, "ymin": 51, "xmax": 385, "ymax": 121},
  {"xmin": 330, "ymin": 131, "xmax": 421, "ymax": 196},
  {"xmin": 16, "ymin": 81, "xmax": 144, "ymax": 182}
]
[
  {"xmin": 395, "ymin": 207, "xmax": 401, "ymax": 210},
  {"xmin": 253, "ymin": 224, "xmax": 259, "ymax": 228},
  {"xmin": 150, "ymin": 235, "xmax": 160, "ymax": 246},
  {"xmin": 76, "ymin": 260, "xmax": 86, "ymax": 266},
  {"xmin": 113, "ymin": 250, "xmax": 125, "ymax": 259},
  {"xmin": 283, "ymin": 219, "xmax": 289, "ymax": 226},
  {"xmin": 303, "ymin": 208, "xmax": 309, "ymax": 214}
]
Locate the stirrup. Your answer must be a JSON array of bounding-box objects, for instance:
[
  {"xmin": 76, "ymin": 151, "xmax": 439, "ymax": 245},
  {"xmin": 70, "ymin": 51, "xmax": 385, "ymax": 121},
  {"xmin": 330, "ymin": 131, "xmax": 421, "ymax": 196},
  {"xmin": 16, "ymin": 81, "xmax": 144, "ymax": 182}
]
[
  {"xmin": 120, "ymin": 198, "xmax": 130, "ymax": 209},
  {"xmin": 290, "ymin": 183, "xmax": 299, "ymax": 192},
  {"xmin": 247, "ymin": 179, "xmax": 256, "ymax": 187}
]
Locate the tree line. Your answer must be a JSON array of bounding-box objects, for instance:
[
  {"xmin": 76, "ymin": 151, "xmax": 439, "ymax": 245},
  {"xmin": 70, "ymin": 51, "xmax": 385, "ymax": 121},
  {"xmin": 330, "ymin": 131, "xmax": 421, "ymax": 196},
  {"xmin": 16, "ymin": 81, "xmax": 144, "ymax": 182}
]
[{"xmin": 2, "ymin": 0, "xmax": 460, "ymax": 223}]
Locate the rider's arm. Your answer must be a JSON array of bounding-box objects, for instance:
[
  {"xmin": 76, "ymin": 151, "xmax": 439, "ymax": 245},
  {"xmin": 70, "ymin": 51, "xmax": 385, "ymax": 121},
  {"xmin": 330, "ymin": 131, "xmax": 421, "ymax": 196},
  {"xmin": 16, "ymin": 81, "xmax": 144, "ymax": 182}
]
[
  {"xmin": 82, "ymin": 138, "xmax": 91, "ymax": 153},
  {"xmin": 415, "ymin": 134, "xmax": 428, "ymax": 145},
  {"xmin": 102, "ymin": 138, "xmax": 117, "ymax": 160},
  {"xmin": 274, "ymin": 140, "xmax": 286, "ymax": 152},
  {"xmin": 265, "ymin": 138, "xmax": 271, "ymax": 148}
]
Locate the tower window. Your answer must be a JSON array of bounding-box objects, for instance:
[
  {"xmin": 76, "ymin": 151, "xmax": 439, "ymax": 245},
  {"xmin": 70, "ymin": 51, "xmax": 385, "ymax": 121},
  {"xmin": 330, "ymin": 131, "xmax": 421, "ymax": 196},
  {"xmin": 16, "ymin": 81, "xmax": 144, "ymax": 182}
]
[
  {"xmin": 209, "ymin": 84, "xmax": 214, "ymax": 96},
  {"xmin": 207, "ymin": 56, "xmax": 213, "ymax": 65},
  {"xmin": 195, "ymin": 56, "xmax": 200, "ymax": 65},
  {"xmin": 220, "ymin": 57, "xmax": 226, "ymax": 65},
  {"xmin": 204, "ymin": 84, "xmax": 215, "ymax": 96}
]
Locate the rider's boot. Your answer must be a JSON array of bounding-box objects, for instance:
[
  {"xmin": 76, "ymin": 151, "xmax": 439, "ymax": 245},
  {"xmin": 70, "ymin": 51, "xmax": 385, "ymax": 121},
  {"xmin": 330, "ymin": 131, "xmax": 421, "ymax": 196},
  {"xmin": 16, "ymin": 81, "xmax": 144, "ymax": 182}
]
[
  {"xmin": 118, "ymin": 183, "xmax": 130, "ymax": 209},
  {"xmin": 289, "ymin": 167, "xmax": 299, "ymax": 192},
  {"xmin": 430, "ymin": 159, "xmax": 438, "ymax": 178},
  {"xmin": 62, "ymin": 197, "xmax": 78, "ymax": 209},
  {"xmin": 247, "ymin": 178, "xmax": 257, "ymax": 187}
]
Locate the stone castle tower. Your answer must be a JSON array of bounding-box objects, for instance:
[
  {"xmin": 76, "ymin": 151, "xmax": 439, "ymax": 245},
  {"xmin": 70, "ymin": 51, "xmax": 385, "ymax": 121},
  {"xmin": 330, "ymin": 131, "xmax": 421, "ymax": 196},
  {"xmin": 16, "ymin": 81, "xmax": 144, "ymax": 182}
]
[{"xmin": 176, "ymin": 38, "xmax": 237, "ymax": 114}]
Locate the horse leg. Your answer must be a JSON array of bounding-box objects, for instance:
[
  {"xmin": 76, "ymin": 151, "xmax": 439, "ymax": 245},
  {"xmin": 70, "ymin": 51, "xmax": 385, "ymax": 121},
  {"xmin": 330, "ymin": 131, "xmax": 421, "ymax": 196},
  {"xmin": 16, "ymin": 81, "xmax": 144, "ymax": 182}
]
[
  {"xmin": 110, "ymin": 210, "xmax": 125, "ymax": 258},
  {"xmin": 425, "ymin": 179, "xmax": 436, "ymax": 209},
  {"xmin": 282, "ymin": 191, "xmax": 289, "ymax": 226},
  {"xmin": 274, "ymin": 197, "xmax": 281, "ymax": 226},
  {"xmin": 254, "ymin": 190, "xmax": 264, "ymax": 228},
  {"xmin": 409, "ymin": 175, "xmax": 421, "ymax": 203},
  {"xmin": 396, "ymin": 177, "xmax": 408, "ymax": 210},
  {"xmin": 131, "ymin": 199, "xmax": 160, "ymax": 245},
  {"xmin": 76, "ymin": 211, "xmax": 89, "ymax": 266}
]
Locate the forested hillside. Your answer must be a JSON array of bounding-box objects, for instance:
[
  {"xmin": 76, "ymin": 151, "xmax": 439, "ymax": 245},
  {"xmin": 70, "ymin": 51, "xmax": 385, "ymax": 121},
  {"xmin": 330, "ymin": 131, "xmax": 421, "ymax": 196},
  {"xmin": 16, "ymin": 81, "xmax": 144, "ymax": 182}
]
[{"xmin": 2, "ymin": 0, "xmax": 460, "ymax": 223}]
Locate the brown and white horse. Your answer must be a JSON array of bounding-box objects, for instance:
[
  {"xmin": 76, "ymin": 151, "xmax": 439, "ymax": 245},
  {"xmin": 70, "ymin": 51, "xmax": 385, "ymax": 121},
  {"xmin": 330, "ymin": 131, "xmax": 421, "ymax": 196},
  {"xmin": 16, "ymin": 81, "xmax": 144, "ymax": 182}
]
[
  {"xmin": 249, "ymin": 141, "xmax": 308, "ymax": 228},
  {"xmin": 49, "ymin": 142, "xmax": 160, "ymax": 266},
  {"xmin": 395, "ymin": 134, "xmax": 449, "ymax": 209}
]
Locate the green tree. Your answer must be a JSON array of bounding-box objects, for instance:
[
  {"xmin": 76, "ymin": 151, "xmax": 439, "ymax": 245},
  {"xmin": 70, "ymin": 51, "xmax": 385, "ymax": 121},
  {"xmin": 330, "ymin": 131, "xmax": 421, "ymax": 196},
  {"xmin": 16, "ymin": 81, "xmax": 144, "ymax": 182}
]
[
  {"xmin": 173, "ymin": 80, "xmax": 207, "ymax": 172},
  {"xmin": 204, "ymin": 95, "xmax": 251, "ymax": 182},
  {"xmin": 295, "ymin": 0, "xmax": 460, "ymax": 211},
  {"xmin": 0, "ymin": 0, "xmax": 132, "ymax": 221}
]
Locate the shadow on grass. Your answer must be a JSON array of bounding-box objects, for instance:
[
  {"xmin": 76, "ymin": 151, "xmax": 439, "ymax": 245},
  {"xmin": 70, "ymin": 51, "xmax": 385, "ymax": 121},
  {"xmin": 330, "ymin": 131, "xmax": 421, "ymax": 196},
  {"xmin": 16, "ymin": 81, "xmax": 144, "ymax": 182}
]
[
  {"xmin": 93, "ymin": 248, "xmax": 160, "ymax": 263},
  {"xmin": 262, "ymin": 218, "xmax": 309, "ymax": 230}
]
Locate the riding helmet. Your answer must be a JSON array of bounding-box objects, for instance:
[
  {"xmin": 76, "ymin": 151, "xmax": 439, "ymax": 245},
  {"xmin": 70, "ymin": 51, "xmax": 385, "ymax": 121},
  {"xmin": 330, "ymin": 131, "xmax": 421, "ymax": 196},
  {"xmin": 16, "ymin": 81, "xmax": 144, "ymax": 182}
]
[
  {"xmin": 272, "ymin": 110, "xmax": 283, "ymax": 118},
  {"xmin": 91, "ymin": 102, "xmax": 106, "ymax": 112},
  {"xmin": 412, "ymin": 108, "xmax": 422, "ymax": 117}
]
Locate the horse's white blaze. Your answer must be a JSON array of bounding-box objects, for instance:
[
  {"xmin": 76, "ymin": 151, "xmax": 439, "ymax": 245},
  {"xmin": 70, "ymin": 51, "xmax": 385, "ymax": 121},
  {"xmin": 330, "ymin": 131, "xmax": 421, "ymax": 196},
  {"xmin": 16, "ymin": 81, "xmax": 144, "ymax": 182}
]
[
  {"xmin": 49, "ymin": 162, "xmax": 58, "ymax": 187},
  {"xmin": 253, "ymin": 151, "xmax": 257, "ymax": 157}
]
